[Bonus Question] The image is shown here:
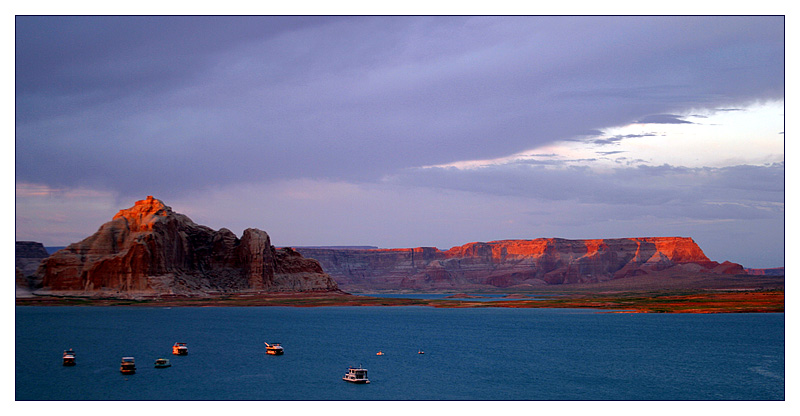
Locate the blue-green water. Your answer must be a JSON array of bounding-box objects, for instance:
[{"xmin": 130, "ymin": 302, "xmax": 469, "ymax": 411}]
[{"xmin": 15, "ymin": 305, "xmax": 784, "ymax": 400}]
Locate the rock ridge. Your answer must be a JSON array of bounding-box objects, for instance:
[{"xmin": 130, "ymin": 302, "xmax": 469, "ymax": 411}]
[
  {"xmin": 35, "ymin": 196, "xmax": 339, "ymax": 297},
  {"xmin": 295, "ymin": 237, "xmax": 745, "ymax": 291}
]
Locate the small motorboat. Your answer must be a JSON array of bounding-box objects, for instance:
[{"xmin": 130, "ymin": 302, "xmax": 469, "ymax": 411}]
[
  {"xmin": 172, "ymin": 342, "xmax": 188, "ymax": 355},
  {"xmin": 376, "ymin": 351, "xmax": 384, "ymax": 356},
  {"xmin": 265, "ymin": 342, "xmax": 284, "ymax": 355},
  {"xmin": 62, "ymin": 349, "xmax": 76, "ymax": 366},
  {"xmin": 120, "ymin": 357, "xmax": 136, "ymax": 374},
  {"xmin": 418, "ymin": 350, "xmax": 425, "ymax": 354},
  {"xmin": 154, "ymin": 358, "xmax": 171, "ymax": 368},
  {"xmin": 343, "ymin": 366, "xmax": 370, "ymax": 384}
]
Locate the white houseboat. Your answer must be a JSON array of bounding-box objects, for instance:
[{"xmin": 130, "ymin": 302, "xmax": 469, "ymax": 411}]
[
  {"xmin": 265, "ymin": 342, "xmax": 284, "ymax": 355},
  {"xmin": 62, "ymin": 349, "xmax": 76, "ymax": 366},
  {"xmin": 154, "ymin": 358, "xmax": 171, "ymax": 368},
  {"xmin": 173, "ymin": 342, "xmax": 188, "ymax": 355},
  {"xmin": 120, "ymin": 357, "xmax": 136, "ymax": 374},
  {"xmin": 342, "ymin": 366, "xmax": 370, "ymax": 384}
]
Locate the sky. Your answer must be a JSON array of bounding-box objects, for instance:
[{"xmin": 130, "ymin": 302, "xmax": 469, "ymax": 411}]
[{"xmin": 14, "ymin": 15, "xmax": 785, "ymax": 268}]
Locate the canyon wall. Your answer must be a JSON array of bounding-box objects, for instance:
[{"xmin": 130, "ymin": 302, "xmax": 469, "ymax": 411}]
[
  {"xmin": 35, "ymin": 196, "xmax": 339, "ymax": 297},
  {"xmin": 296, "ymin": 238, "xmax": 745, "ymax": 291}
]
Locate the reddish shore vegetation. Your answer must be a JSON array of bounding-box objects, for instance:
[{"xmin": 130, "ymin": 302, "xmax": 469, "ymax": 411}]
[
  {"xmin": 458, "ymin": 291, "xmax": 784, "ymax": 313},
  {"xmin": 15, "ymin": 289, "xmax": 783, "ymax": 313}
]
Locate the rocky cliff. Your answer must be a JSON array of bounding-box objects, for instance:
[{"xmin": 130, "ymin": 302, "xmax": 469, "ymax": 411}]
[
  {"xmin": 16, "ymin": 241, "xmax": 49, "ymax": 277},
  {"xmin": 16, "ymin": 241, "xmax": 50, "ymax": 292},
  {"xmin": 295, "ymin": 238, "xmax": 745, "ymax": 291},
  {"xmin": 35, "ymin": 196, "xmax": 338, "ymax": 297}
]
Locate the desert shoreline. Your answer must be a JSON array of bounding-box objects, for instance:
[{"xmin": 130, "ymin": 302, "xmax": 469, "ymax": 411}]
[{"xmin": 15, "ymin": 289, "xmax": 784, "ymax": 314}]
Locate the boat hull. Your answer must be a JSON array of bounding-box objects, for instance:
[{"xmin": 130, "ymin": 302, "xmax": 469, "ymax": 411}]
[
  {"xmin": 343, "ymin": 377, "xmax": 370, "ymax": 384},
  {"xmin": 266, "ymin": 349, "xmax": 284, "ymax": 355}
]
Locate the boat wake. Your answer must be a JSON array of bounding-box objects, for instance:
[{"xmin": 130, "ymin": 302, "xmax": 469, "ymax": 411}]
[{"xmin": 748, "ymin": 357, "xmax": 784, "ymax": 380}]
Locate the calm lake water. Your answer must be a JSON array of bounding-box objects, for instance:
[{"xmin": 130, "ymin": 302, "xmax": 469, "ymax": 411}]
[{"xmin": 15, "ymin": 303, "xmax": 784, "ymax": 401}]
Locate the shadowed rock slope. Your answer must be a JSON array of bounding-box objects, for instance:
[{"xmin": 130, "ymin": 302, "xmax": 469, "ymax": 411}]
[
  {"xmin": 16, "ymin": 241, "xmax": 50, "ymax": 293},
  {"xmin": 16, "ymin": 241, "xmax": 49, "ymax": 277},
  {"xmin": 35, "ymin": 196, "xmax": 338, "ymax": 297},
  {"xmin": 296, "ymin": 238, "xmax": 745, "ymax": 291}
]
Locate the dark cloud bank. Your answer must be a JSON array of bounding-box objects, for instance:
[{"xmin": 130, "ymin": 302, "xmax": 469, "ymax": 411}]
[{"xmin": 16, "ymin": 16, "xmax": 784, "ymax": 198}]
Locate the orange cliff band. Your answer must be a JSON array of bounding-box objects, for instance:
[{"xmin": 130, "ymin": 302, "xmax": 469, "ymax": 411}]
[{"xmin": 295, "ymin": 237, "xmax": 747, "ymax": 292}]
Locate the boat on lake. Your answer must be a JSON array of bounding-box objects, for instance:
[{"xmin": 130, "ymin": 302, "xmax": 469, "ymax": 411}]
[
  {"xmin": 343, "ymin": 366, "xmax": 370, "ymax": 384},
  {"xmin": 120, "ymin": 357, "xmax": 136, "ymax": 374},
  {"xmin": 418, "ymin": 350, "xmax": 425, "ymax": 354},
  {"xmin": 376, "ymin": 350, "xmax": 384, "ymax": 355},
  {"xmin": 154, "ymin": 358, "xmax": 171, "ymax": 368},
  {"xmin": 62, "ymin": 349, "xmax": 76, "ymax": 366},
  {"xmin": 173, "ymin": 342, "xmax": 188, "ymax": 355},
  {"xmin": 265, "ymin": 342, "xmax": 284, "ymax": 355}
]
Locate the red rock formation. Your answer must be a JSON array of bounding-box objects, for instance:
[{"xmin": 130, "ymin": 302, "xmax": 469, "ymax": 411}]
[
  {"xmin": 36, "ymin": 196, "xmax": 338, "ymax": 297},
  {"xmin": 295, "ymin": 237, "xmax": 745, "ymax": 291}
]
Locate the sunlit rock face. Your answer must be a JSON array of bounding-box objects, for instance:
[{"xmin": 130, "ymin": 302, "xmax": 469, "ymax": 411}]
[
  {"xmin": 36, "ymin": 196, "xmax": 338, "ymax": 297},
  {"xmin": 296, "ymin": 238, "xmax": 744, "ymax": 291}
]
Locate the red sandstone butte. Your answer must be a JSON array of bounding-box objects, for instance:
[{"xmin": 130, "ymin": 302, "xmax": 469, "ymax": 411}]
[
  {"xmin": 295, "ymin": 238, "xmax": 745, "ymax": 291},
  {"xmin": 36, "ymin": 196, "xmax": 338, "ymax": 297}
]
